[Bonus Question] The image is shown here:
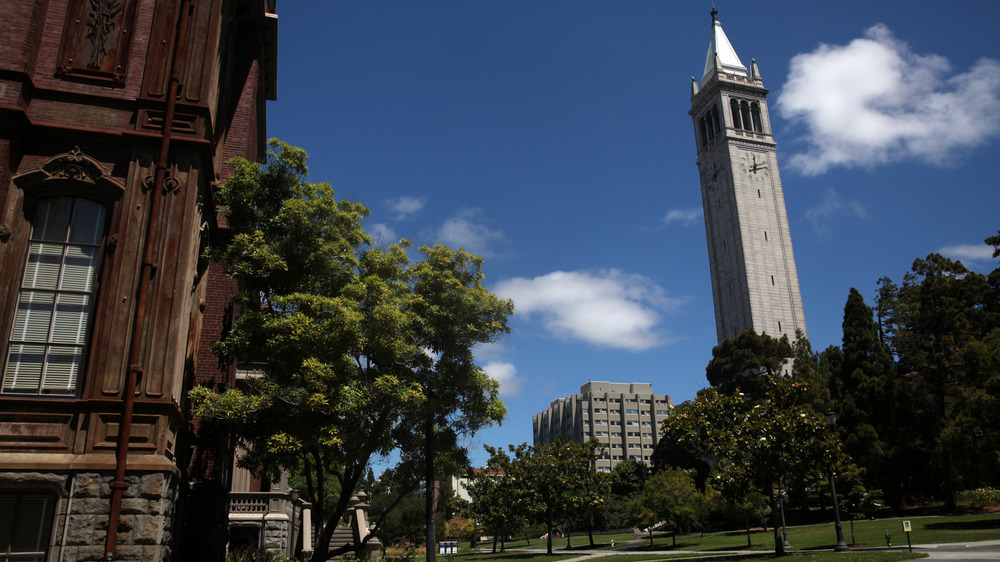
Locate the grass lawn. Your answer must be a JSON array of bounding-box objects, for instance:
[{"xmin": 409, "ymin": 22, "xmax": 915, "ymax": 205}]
[
  {"xmin": 433, "ymin": 551, "xmax": 927, "ymax": 561},
  {"xmin": 619, "ymin": 512, "xmax": 1000, "ymax": 552},
  {"xmin": 448, "ymin": 511, "xmax": 997, "ymax": 560}
]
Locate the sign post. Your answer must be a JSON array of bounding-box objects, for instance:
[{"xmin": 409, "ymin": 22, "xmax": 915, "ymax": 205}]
[{"xmin": 902, "ymin": 521, "xmax": 912, "ymax": 553}]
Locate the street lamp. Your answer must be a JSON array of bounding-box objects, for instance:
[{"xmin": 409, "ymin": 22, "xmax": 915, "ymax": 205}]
[
  {"xmin": 382, "ymin": 507, "xmax": 388, "ymax": 559},
  {"xmin": 824, "ymin": 412, "xmax": 850, "ymax": 552},
  {"xmin": 288, "ymin": 489, "xmax": 300, "ymax": 559},
  {"xmin": 779, "ymin": 483, "xmax": 790, "ymax": 549}
]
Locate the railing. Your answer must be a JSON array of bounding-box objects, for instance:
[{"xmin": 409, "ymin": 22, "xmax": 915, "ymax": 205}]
[{"xmin": 229, "ymin": 492, "xmax": 293, "ymax": 516}]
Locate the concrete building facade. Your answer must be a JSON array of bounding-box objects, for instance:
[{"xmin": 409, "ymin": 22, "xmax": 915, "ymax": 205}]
[
  {"xmin": 532, "ymin": 382, "xmax": 673, "ymax": 472},
  {"xmin": 690, "ymin": 10, "xmax": 807, "ymax": 352}
]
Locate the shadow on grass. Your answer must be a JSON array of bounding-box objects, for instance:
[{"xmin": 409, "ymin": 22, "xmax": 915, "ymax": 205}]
[
  {"xmin": 627, "ymin": 542, "xmax": 763, "ymax": 553},
  {"xmin": 463, "ymin": 554, "xmax": 562, "ymax": 560},
  {"xmin": 924, "ymin": 518, "xmax": 1000, "ymax": 531}
]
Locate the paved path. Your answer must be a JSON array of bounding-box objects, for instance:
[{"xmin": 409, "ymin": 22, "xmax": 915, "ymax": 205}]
[
  {"xmin": 510, "ymin": 539, "xmax": 1000, "ymax": 560},
  {"xmin": 912, "ymin": 539, "xmax": 1000, "ymax": 560}
]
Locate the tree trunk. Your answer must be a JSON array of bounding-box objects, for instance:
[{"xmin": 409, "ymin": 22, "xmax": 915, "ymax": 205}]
[
  {"xmin": 546, "ymin": 522, "xmax": 553, "ymax": 555},
  {"xmin": 770, "ymin": 492, "xmax": 785, "ymax": 556},
  {"xmin": 588, "ymin": 527, "xmax": 594, "ymax": 547},
  {"xmin": 500, "ymin": 520, "xmax": 506, "ymax": 553},
  {"xmin": 425, "ymin": 416, "xmax": 437, "ymax": 562},
  {"xmin": 648, "ymin": 527, "xmax": 653, "ymax": 547},
  {"xmin": 745, "ymin": 516, "xmax": 752, "ymax": 548},
  {"xmin": 672, "ymin": 531, "xmax": 677, "ymax": 547}
]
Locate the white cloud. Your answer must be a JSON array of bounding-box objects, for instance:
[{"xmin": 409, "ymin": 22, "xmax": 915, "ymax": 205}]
[
  {"xmin": 938, "ymin": 243, "xmax": 995, "ymax": 265},
  {"xmin": 482, "ymin": 362, "xmax": 521, "ymax": 398},
  {"xmin": 777, "ymin": 24, "xmax": 1000, "ymax": 175},
  {"xmin": 436, "ymin": 209, "xmax": 505, "ymax": 257},
  {"xmin": 663, "ymin": 207, "xmax": 702, "ymax": 226},
  {"xmin": 387, "ymin": 195, "xmax": 426, "ymax": 219},
  {"xmin": 494, "ymin": 269, "xmax": 685, "ymax": 351},
  {"xmin": 804, "ymin": 189, "xmax": 867, "ymax": 233},
  {"xmin": 368, "ymin": 223, "xmax": 398, "ymax": 246}
]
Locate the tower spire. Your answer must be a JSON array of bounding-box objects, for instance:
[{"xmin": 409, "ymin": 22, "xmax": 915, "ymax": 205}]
[{"xmin": 702, "ymin": 9, "xmax": 747, "ymax": 85}]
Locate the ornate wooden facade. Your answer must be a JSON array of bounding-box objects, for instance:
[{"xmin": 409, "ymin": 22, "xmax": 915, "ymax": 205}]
[{"xmin": 0, "ymin": 1, "xmax": 277, "ymax": 560}]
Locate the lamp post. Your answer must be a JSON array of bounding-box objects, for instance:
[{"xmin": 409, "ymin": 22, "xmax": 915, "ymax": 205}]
[
  {"xmin": 382, "ymin": 507, "xmax": 388, "ymax": 559},
  {"xmin": 779, "ymin": 483, "xmax": 790, "ymax": 549},
  {"xmin": 288, "ymin": 488, "xmax": 300, "ymax": 559},
  {"xmin": 824, "ymin": 412, "xmax": 850, "ymax": 552}
]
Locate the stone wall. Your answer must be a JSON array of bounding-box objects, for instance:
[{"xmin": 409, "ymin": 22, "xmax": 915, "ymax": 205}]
[{"xmin": 0, "ymin": 471, "xmax": 180, "ymax": 561}]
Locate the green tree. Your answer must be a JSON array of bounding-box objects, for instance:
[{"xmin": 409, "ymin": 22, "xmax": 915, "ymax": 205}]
[
  {"xmin": 508, "ymin": 440, "xmax": 608, "ymax": 555},
  {"xmin": 609, "ymin": 459, "xmax": 648, "ymax": 497},
  {"xmin": 663, "ymin": 378, "xmax": 835, "ymax": 556},
  {"xmin": 189, "ymin": 140, "xmax": 513, "ymax": 561},
  {"xmin": 790, "ymin": 330, "xmax": 832, "ymax": 414},
  {"xmin": 444, "ymin": 515, "xmax": 475, "ymax": 541},
  {"xmin": 637, "ymin": 468, "xmax": 706, "ymax": 547},
  {"xmin": 706, "ymin": 329, "xmax": 794, "ymax": 395},
  {"xmin": 602, "ymin": 459, "xmax": 647, "ymax": 532},
  {"xmin": 830, "ymin": 288, "xmax": 896, "ymax": 505},
  {"xmin": 876, "ymin": 249, "xmax": 1000, "ymax": 505},
  {"xmin": 465, "ymin": 446, "xmax": 525, "ymax": 553}
]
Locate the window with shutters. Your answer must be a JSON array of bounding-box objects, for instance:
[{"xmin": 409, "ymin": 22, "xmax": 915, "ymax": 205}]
[
  {"xmin": 0, "ymin": 493, "xmax": 55, "ymax": 561},
  {"xmin": 2, "ymin": 196, "xmax": 107, "ymax": 396}
]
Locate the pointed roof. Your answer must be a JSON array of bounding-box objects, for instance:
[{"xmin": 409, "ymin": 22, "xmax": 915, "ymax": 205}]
[{"xmin": 701, "ymin": 9, "xmax": 747, "ymax": 84}]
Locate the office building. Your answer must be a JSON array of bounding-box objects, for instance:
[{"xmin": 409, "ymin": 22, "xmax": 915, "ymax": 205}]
[{"xmin": 532, "ymin": 382, "xmax": 673, "ymax": 472}]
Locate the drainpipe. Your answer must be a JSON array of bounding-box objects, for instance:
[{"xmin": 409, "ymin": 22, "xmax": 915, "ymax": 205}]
[{"xmin": 103, "ymin": 1, "xmax": 193, "ymax": 560}]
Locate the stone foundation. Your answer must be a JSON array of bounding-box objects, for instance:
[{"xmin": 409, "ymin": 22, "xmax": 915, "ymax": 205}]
[{"xmin": 0, "ymin": 471, "xmax": 180, "ymax": 562}]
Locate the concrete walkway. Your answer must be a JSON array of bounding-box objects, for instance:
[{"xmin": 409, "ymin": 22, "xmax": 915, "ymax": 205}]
[{"xmin": 509, "ymin": 539, "xmax": 1000, "ymax": 561}]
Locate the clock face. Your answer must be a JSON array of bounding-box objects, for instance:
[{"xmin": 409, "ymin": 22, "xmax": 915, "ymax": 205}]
[
  {"xmin": 740, "ymin": 151, "xmax": 769, "ymax": 175},
  {"xmin": 701, "ymin": 161, "xmax": 723, "ymax": 189}
]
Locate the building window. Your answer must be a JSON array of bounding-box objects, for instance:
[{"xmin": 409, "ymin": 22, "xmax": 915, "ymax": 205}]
[
  {"xmin": 3, "ymin": 197, "xmax": 107, "ymax": 396},
  {"xmin": 0, "ymin": 492, "xmax": 56, "ymax": 561}
]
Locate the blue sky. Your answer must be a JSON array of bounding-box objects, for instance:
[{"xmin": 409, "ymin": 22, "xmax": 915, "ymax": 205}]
[{"xmin": 267, "ymin": 1, "xmax": 1000, "ymax": 466}]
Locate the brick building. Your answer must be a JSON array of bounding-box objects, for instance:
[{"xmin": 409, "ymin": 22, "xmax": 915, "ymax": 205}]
[{"xmin": 0, "ymin": 1, "xmax": 279, "ymax": 560}]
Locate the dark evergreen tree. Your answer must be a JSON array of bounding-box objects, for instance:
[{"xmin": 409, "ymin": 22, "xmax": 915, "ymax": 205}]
[
  {"xmin": 875, "ymin": 247, "xmax": 1000, "ymax": 506},
  {"xmin": 706, "ymin": 329, "xmax": 794, "ymax": 395},
  {"xmin": 790, "ymin": 330, "xmax": 832, "ymax": 414},
  {"xmin": 833, "ymin": 288, "xmax": 895, "ymax": 506}
]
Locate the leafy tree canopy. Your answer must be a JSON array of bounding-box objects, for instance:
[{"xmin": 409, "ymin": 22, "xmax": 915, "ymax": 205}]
[
  {"xmin": 663, "ymin": 377, "xmax": 836, "ymax": 555},
  {"xmin": 706, "ymin": 329, "xmax": 794, "ymax": 395},
  {"xmin": 189, "ymin": 140, "xmax": 513, "ymax": 561}
]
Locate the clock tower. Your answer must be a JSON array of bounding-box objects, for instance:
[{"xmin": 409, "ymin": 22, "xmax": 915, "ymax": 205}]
[{"xmin": 690, "ymin": 10, "xmax": 807, "ymax": 350}]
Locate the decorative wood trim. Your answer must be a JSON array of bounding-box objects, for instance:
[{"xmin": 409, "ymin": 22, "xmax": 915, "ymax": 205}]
[
  {"xmin": 55, "ymin": 0, "xmax": 140, "ymax": 86},
  {"xmin": 12, "ymin": 147, "xmax": 125, "ymax": 205}
]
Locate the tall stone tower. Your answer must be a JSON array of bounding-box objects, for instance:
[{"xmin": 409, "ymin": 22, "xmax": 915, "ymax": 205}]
[{"xmin": 690, "ymin": 10, "xmax": 807, "ymax": 346}]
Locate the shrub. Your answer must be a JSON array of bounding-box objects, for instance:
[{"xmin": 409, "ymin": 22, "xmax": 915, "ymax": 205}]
[{"xmin": 955, "ymin": 487, "xmax": 1000, "ymax": 508}]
